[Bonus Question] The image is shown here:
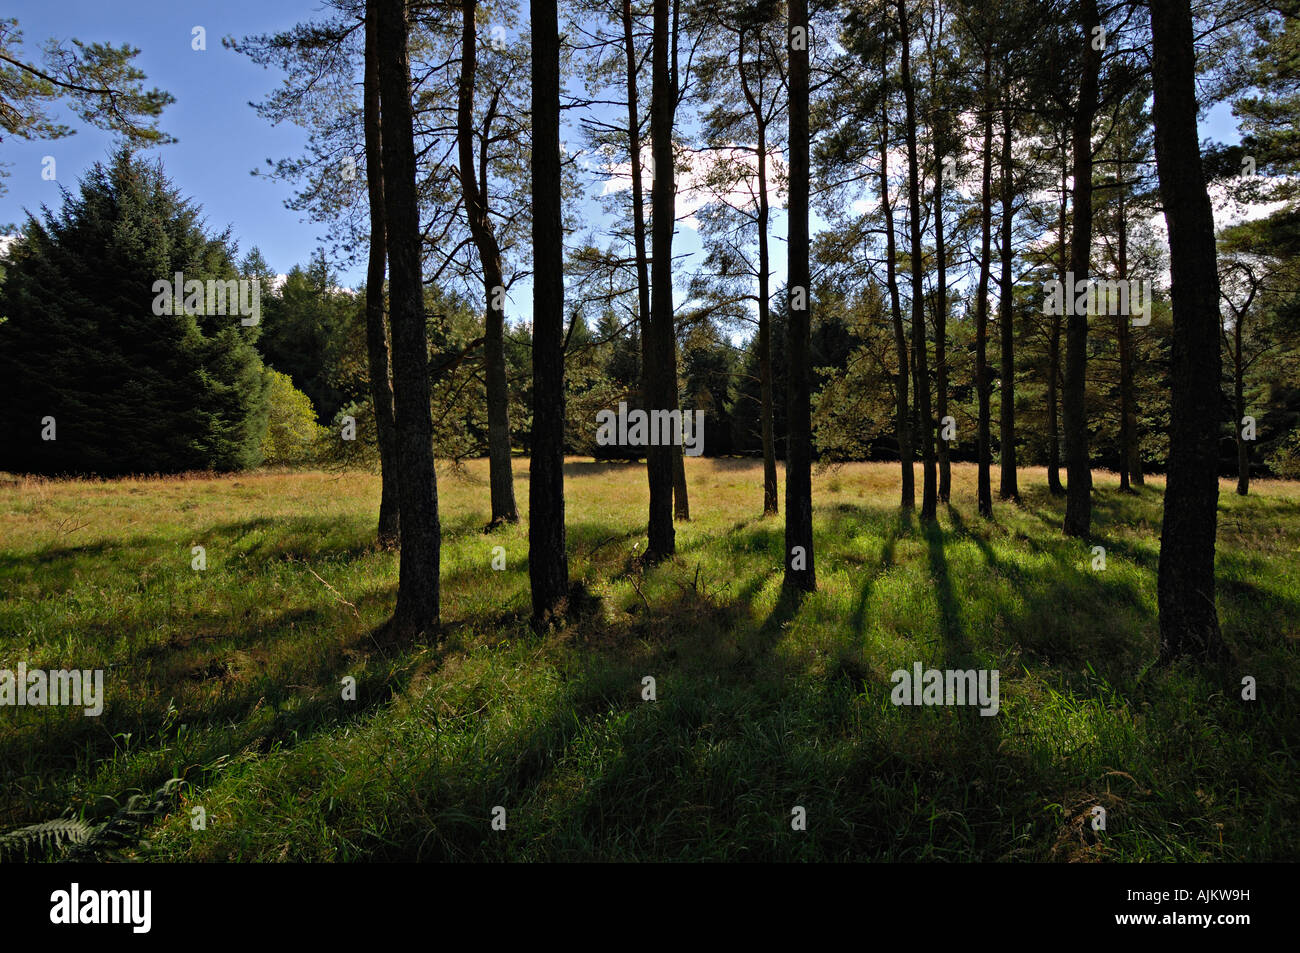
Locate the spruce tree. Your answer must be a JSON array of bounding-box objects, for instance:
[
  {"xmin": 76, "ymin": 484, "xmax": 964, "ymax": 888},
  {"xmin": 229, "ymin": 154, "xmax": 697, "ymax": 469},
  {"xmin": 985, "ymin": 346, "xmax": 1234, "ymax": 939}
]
[{"xmin": 0, "ymin": 149, "xmax": 269, "ymax": 476}]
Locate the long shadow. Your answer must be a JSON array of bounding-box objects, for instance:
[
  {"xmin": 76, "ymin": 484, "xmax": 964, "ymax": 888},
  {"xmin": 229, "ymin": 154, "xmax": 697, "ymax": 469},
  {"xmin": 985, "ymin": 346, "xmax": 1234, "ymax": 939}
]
[
  {"xmin": 205, "ymin": 516, "xmax": 381, "ymax": 564},
  {"xmin": 1021, "ymin": 501, "xmax": 1163, "ymax": 575},
  {"xmin": 18, "ymin": 475, "xmax": 1287, "ymax": 860},
  {"xmin": 562, "ymin": 460, "xmax": 645, "ymax": 478},
  {"xmin": 946, "ymin": 506, "xmax": 1000, "ymax": 572},
  {"xmin": 693, "ymin": 456, "xmax": 769, "ymax": 472},
  {"xmin": 0, "ymin": 593, "xmax": 418, "ymax": 829},
  {"xmin": 924, "ymin": 521, "xmax": 974, "ymax": 667},
  {"xmin": 672, "ymin": 517, "xmax": 776, "ymax": 559},
  {"xmin": 1, "ymin": 514, "xmax": 384, "ymax": 588},
  {"xmin": 849, "ymin": 509, "xmax": 908, "ymax": 636},
  {"xmin": 348, "ymin": 490, "xmax": 1299, "ymax": 860}
]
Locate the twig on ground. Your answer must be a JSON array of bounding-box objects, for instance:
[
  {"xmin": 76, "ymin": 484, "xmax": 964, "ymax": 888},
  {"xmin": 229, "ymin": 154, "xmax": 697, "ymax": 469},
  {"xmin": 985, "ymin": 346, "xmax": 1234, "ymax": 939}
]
[
  {"xmin": 303, "ymin": 563, "xmax": 360, "ymax": 619},
  {"xmin": 629, "ymin": 573, "xmax": 651, "ymax": 611}
]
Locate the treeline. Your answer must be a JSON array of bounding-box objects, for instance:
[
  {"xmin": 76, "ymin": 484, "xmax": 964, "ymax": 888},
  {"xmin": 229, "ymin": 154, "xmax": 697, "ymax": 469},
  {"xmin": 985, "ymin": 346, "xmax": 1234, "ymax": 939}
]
[{"xmin": 4, "ymin": 163, "xmax": 1294, "ymax": 483}]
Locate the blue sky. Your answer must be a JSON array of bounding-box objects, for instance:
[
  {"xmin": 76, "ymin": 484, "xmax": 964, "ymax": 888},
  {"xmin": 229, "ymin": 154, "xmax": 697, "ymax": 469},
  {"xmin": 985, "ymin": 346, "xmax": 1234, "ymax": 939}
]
[
  {"xmin": 2, "ymin": 1, "xmax": 333, "ymax": 279},
  {"xmin": 3, "ymin": 1, "xmax": 1246, "ymax": 307}
]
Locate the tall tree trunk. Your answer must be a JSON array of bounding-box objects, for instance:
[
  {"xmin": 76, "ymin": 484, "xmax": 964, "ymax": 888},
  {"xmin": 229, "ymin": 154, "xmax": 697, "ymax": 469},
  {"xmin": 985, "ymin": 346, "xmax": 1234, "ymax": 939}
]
[
  {"xmin": 997, "ymin": 102, "xmax": 1019, "ymax": 502},
  {"xmin": 623, "ymin": 0, "xmax": 651, "ymax": 402},
  {"xmin": 784, "ymin": 0, "xmax": 814, "ymax": 593},
  {"xmin": 363, "ymin": 2, "xmax": 400, "ymax": 548},
  {"xmin": 458, "ymin": 0, "xmax": 518, "ymax": 527},
  {"xmin": 1048, "ymin": 146, "xmax": 1067, "ymax": 496},
  {"xmin": 1116, "ymin": 181, "xmax": 1136, "ymax": 493},
  {"xmin": 1235, "ymin": 318, "xmax": 1248, "ymax": 495},
  {"xmin": 1063, "ymin": 0, "xmax": 1099, "ymax": 539},
  {"xmin": 376, "ymin": 0, "xmax": 439, "ymax": 639},
  {"xmin": 757, "ymin": 147, "xmax": 778, "ymax": 515},
  {"xmin": 1150, "ymin": 0, "xmax": 1226, "ymax": 663},
  {"xmin": 645, "ymin": 0, "xmax": 676, "ymax": 560},
  {"xmin": 1128, "ymin": 404, "xmax": 1145, "ymax": 484},
  {"xmin": 672, "ymin": 440, "xmax": 690, "ymax": 519},
  {"xmin": 926, "ymin": 13, "xmax": 951, "ymax": 506},
  {"xmin": 900, "ymin": 0, "xmax": 935, "ymax": 521},
  {"xmin": 1048, "ymin": 314, "xmax": 1064, "ymax": 495},
  {"xmin": 741, "ymin": 29, "xmax": 778, "ymax": 516},
  {"xmin": 880, "ymin": 52, "xmax": 913, "ymax": 511},
  {"xmin": 975, "ymin": 46, "xmax": 994, "ymax": 519},
  {"xmin": 529, "ymin": 0, "xmax": 570, "ymax": 620},
  {"xmin": 934, "ymin": 124, "xmax": 951, "ymax": 504},
  {"xmin": 669, "ymin": 0, "xmax": 689, "ymax": 523}
]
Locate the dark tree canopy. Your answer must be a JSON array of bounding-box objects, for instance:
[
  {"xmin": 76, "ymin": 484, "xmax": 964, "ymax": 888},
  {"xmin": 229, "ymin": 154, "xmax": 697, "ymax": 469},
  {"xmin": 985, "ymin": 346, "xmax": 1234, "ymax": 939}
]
[{"xmin": 0, "ymin": 150, "xmax": 269, "ymax": 476}]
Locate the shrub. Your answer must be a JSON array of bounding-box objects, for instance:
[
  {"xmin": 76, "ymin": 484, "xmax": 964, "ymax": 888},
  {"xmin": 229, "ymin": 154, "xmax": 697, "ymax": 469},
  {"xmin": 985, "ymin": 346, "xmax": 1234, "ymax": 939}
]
[{"xmin": 261, "ymin": 369, "xmax": 327, "ymax": 466}]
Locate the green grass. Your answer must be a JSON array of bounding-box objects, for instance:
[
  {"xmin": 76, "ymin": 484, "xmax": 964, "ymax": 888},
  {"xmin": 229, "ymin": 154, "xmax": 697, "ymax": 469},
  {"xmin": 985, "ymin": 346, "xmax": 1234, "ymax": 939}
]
[{"xmin": 1, "ymin": 459, "xmax": 1296, "ymax": 861}]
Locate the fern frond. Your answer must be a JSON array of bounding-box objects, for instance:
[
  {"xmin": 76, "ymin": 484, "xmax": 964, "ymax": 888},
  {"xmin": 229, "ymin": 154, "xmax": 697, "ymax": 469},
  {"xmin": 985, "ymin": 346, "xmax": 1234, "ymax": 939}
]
[
  {"xmin": 1, "ymin": 778, "xmax": 184, "ymax": 863},
  {"xmin": 0, "ymin": 818, "xmax": 94, "ymax": 861}
]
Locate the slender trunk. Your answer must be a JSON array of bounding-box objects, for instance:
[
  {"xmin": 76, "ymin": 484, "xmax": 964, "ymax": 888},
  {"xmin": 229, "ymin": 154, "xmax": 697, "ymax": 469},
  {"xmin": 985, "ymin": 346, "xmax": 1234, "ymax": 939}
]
[
  {"xmin": 742, "ymin": 29, "xmax": 778, "ymax": 515},
  {"xmin": 900, "ymin": 0, "xmax": 935, "ymax": 521},
  {"xmin": 624, "ymin": 0, "xmax": 651, "ymax": 362},
  {"xmin": 934, "ymin": 127, "xmax": 950, "ymax": 504},
  {"xmin": 1116, "ymin": 182, "xmax": 1136, "ymax": 493},
  {"xmin": 1117, "ymin": 316, "xmax": 1133, "ymax": 489},
  {"xmin": 624, "ymin": 0, "xmax": 652, "ymax": 446},
  {"xmin": 1235, "ymin": 319, "xmax": 1248, "ymax": 495},
  {"xmin": 759, "ymin": 187, "xmax": 774, "ymax": 520},
  {"xmin": 645, "ymin": 0, "xmax": 676, "ymax": 560},
  {"xmin": 784, "ymin": 0, "xmax": 814, "ymax": 592},
  {"xmin": 998, "ymin": 103, "xmax": 1019, "ymax": 502},
  {"xmin": 376, "ymin": 0, "xmax": 439, "ymax": 639},
  {"xmin": 1129, "ymin": 408, "xmax": 1145, "ymax": 484},
  {"xmin": 1063, "ymin": 0, "xmax": 1099, "ymax": 539},
  {"xmin": 1048, "ymin": 316, "xmax": 1063, "ymax": 495},
  {"xmin": 673, "ymin": 439, "xmax": 689, "ymax": 519},
  {"xmin": 1048, "ymin": 146, "xmax": 1066, "ymax": 496},
  {"xmin": 529, "ymin": 0, "xmax": 570, "ymax": 620},
  {"xmin": 483, "ymin": 261, "xmax": 516, "ymax": 521},
  {"xmin": 925, "ymin": 15, "xmax": 951, "ymax": 505},
  {"xmin": 669, "ymin": 0, "xmax": 688, "ymax": 522},
  {"xmin": 363, "ymin": 3, "xmax": 400, "ymax": 547},
  {"xmin": 975, "ymin": 47, "xmax": 994, "ymax": 519},
  {"xmin": 458, "ymin": 0, "xmax": 518, "ymax": 526},
  {"xmin": 1150, "ymin": 0, "xmax": 1226, "ymax": 663},
  {"xmin": 757, "ymin": 122, "xmax": 778, "ymax": 515},
  {"xmin": 880, "ymin": 56, "xmax": 913, "ymax": 510}
]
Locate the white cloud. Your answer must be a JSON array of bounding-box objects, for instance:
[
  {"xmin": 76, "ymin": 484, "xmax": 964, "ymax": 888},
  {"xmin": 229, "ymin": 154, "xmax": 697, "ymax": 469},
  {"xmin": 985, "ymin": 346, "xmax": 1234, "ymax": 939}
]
[{"xmin": 601, "ymin": 142, "xmax": 788, "ymax": 229}]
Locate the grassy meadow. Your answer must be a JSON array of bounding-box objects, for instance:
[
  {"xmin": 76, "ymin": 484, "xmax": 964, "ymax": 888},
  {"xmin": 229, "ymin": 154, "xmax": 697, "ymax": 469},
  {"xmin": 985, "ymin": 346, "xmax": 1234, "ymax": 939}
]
[{"xmin": 0, "ymin": 458, "xmax": 1297, "ymax": 861}]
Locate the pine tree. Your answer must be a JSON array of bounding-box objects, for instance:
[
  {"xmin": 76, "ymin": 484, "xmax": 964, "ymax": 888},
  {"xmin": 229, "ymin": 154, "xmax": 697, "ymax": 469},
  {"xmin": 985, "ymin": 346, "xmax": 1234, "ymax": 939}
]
[
  {"xmin": 0, "ymin": 18, "xmax": 172, "ymax": 194},
  {"xmin": 1150, "ymin": 0, "xmax": 1227, "ymax": 664},
  {"xmin": 376, "ymin": 0, "xmax": 440, "ymax": 641},
  {"xmin": 783, "ymin": 0, "xmax": 815, "ymax": 592},
  {"xmin": 529, "ymin": 0, "xmax": 570, "ymax": 622}
]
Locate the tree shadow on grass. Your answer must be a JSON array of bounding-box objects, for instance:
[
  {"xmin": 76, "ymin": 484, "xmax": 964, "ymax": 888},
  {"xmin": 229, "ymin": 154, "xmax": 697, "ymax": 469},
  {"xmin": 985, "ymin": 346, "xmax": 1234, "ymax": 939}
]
[
  {"xmin": 13, "ymin": 491, "xmax": 1270, "ymax": 860},
  {"xmin": 0, "ymin": 515, "xmax": 386, "ymax": 600},
  {"xmin": 349, "ymin": 497, "xmax": 1298, "ymax": 860},
  {"xmin": 924, "ymin": 520, "xmax": 975, "ymax": 668},
  {"xmin": 849, "ymin": 509, "xmax": 908, "ymax": 636},
  {"xmin": 562, "ymin": 460, "xmax": 645, "ymax": 479},
  {"xmin": 0, "ymin": 591, "xmax": 417, "ymax": 830}
]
